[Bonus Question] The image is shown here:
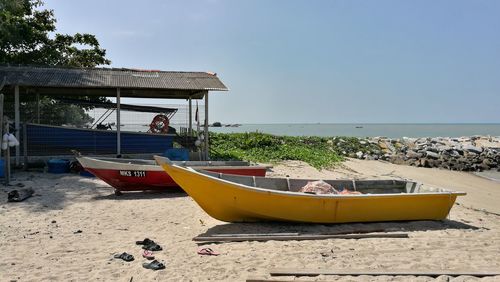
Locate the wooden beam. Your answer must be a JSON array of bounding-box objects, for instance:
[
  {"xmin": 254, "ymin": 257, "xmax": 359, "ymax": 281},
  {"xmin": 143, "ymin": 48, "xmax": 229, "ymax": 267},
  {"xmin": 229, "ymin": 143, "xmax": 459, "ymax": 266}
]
[
  {"xmin": 14, "ymin": 85, "xmax": 20, "ymax": 165},
  {"xmin": 269, "ymin": 269, "xmax": 500, "ymax": 277},
  {"xmin": 247, "ymin": 279, "xmax": 335, "ymax": 282},
  {"xmin": 36, "ymin": 92, "xmax": 40, "ymax": 123},
  {"xmin": 188, "ymin": 96, "xmax": 192, "ymax": 136},
  {"xmin": 116, "ymin": 88, "xmax": 121, "ymax": 156},
  {"xmin": 0, "ymin": 94, "xmax": 4, "ymax": 183},
  {"xmin": 210, "ymin": 233, "xmax": 299, "ymax": 237},
  {"xmin": 204, "ymin": 92, "xmax": 209, "ymax": 160},
  {"xmin": 193, "ymin": 233, "xmax": 408, "ymax": 243},
  {"xmin": 23, "ymin": 123, "xmax": 28, "ymax": 170},
  {"xmin": 32, "ymin": 87, "xmax": 208, "ymax": 99}
]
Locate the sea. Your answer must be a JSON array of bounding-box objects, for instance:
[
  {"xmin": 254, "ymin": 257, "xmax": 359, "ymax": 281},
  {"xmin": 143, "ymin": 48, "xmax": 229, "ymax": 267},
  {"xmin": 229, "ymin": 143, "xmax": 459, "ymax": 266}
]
[{"xmin": 208, "ymin": 123, "xmax": 500, "ymax": 139}]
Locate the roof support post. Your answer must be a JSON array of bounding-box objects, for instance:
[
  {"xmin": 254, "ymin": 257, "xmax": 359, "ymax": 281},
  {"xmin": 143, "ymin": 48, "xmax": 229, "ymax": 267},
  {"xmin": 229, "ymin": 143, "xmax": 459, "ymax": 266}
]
[
  {"xmin": 204, "ymin": 92, "xmax": 209, "ymax": 160},
  {"xmin": 188, "ymin": 96, "xmax": 192, "ymax": 136},
  {"xmin": 14, "ymin": 85, "xmax": 20, "ymax": 166},
  {"xmin": 36, "ymin": 92, "xmax": 40, "ymax": 124},
  {"xmin": 116, "ymin": 88, "xmax": 121, "ymax": 157}
]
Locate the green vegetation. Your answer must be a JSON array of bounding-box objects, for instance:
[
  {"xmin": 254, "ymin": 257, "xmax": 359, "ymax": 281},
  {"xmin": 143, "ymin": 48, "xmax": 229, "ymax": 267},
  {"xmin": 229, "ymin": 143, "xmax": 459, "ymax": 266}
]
[
  {"xmin": 0, "ymin": 0, "xmax": 110, "ymax": 126},
  {"xmin": 0, "ymin": 0, "xmax": 110, "ymax": 67},
  {"xmin": 209, "ymin": 132, "xmax": 379, "ymax": 169}
]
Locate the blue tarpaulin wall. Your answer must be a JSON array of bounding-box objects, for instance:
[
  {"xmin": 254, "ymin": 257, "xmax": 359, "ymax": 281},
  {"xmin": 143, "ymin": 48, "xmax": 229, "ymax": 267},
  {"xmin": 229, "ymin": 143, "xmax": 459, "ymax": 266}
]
[{"xmin": 26, "ymin": 123, "xmax": 174, "ymax": 156}]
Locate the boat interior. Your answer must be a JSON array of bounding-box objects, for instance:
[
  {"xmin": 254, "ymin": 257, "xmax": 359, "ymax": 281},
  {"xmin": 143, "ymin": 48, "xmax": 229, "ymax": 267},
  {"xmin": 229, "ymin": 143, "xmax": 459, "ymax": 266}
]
[
  {"xmin": 199, "ymin": 170, "xmax": 451, "ymax": 194},
  {"xmin": 97, "ymin": 157, "xmax": 250, "ymax": 167}
]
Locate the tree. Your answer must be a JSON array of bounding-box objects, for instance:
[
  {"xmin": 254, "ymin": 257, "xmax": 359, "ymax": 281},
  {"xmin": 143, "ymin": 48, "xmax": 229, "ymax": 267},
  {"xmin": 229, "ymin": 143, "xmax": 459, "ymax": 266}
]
[
  {"xmin": 0, "ymin": 0, "xmax": 111, "ymax": 126},
  {"xmin": 0, "ymin": 0, "xmax": 110, "ymax": 67}
]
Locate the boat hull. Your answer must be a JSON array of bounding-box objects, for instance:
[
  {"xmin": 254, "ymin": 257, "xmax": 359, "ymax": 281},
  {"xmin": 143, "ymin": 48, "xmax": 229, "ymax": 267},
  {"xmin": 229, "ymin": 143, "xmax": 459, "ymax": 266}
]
[
  {"xmin": 84, "ymin": 167, "xmax": 267, "ymax": 191},
  {"xmin": 78, "ymin": 156, "xmax": 267, "ymax": 192},
  {"xmin": 156, "ymin": 157, "xmax": 465, "ymax": 224}
]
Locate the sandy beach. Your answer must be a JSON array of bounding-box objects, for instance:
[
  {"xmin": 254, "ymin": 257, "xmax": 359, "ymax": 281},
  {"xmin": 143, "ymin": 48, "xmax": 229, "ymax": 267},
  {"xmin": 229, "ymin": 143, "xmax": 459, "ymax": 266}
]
[{"xmin": 1, "ymin": 159, "xmax": 499, "ymax": 281}]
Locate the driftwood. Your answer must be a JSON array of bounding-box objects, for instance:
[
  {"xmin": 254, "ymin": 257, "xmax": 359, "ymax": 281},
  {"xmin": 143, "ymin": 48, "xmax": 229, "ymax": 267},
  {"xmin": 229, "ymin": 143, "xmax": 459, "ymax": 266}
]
[
  {"xmin": 247, "ymin": 279, "xmax": 335, "ymax": 282},
  {"xmin": 269, "ymin": 268, "xmax": 500, "ymax": 277},
  {"xmin": 211, "ymin": 232, "xmax": 299, "ymax": 237},
  {"xmin": 193, "ymin": 233, "xmax": 408, "ymax": 243},
  {"xmin": 7, "ymin": 188, "xmax": 34, "ymax": 202}
]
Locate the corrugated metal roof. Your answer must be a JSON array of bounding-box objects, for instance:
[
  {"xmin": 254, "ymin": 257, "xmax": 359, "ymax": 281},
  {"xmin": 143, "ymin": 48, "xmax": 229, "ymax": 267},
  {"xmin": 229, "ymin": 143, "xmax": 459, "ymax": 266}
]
[{"xmin": 0, "ymin": 66, "xmax": 228, "ymax": 91}]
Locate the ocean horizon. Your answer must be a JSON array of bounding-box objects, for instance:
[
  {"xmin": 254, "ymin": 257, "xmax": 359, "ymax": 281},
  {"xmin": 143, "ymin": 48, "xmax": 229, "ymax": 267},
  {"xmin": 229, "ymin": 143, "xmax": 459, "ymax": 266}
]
[{"xmin": 207, "ymin": 123, "xmax": 500, "ymax": 138}]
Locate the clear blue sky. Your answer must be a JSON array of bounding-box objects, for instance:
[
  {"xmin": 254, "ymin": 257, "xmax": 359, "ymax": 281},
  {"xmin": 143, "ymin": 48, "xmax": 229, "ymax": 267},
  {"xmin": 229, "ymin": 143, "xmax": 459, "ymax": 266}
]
[{"xmin": 45, "ymin": 0, "xmax": 500, "ymax": 123}]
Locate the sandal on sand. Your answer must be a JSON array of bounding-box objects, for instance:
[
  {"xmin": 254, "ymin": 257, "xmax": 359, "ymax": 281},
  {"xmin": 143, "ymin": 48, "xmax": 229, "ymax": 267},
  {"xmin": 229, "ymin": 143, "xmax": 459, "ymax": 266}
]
[
  {"xmin": 197, "ymin": 248, "xmax": 219, "ymax": 256},
  {"xmin": 114, "ymin": 252, "xmax": 134, "ymax": 262},
  {"xmin": 142, "ymin": 260, "xmax": 165, "ymax": 270},
  {"xmin": 136, "ymin": 238, "xmax": 154, "ymax": 245},
  {"xmin": 142, "ymin": 250, "xmax": 155, "ymax": 260},
  {"xmin": 142, "ymin": 242, "xmax": 162, "ymax": 251}
]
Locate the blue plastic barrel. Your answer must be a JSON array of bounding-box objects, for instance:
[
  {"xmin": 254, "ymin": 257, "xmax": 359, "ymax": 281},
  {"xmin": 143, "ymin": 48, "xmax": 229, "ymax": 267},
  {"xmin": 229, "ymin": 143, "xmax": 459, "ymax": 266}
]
[
  {"xmin": 0, "ymin": 159, "xmax": 4, "ymax": 177},
  {"xmin": 47, "ymin": 159, "xmax": 70, "ymax": 174}
]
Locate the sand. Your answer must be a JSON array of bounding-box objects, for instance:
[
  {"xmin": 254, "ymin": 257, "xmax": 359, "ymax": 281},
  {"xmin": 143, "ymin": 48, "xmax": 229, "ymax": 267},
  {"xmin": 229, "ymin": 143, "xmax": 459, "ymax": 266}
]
[{"xmin": 1, "ymin": 160, "xmax": 499, "ymax": 281}]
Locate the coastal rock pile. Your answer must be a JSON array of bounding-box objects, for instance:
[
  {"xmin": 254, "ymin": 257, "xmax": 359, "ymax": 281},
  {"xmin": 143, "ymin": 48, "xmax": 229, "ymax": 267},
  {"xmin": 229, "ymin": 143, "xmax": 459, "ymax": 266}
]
[{"xmin": 358, "ymin": 136, "xmax": 500, "ymax": 172}]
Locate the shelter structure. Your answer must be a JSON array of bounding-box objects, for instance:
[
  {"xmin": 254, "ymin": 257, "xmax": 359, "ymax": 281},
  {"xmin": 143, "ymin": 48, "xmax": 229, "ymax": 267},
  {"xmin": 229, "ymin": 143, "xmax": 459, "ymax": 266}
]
[{"xmin": 0, "ymin": 65, "xmax": 228, "ymax": 165}]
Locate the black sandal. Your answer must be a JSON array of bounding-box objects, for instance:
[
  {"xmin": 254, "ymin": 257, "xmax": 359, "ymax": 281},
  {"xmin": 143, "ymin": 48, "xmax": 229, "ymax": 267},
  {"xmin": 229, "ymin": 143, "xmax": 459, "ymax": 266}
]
[
  {"xmin": 114, "ymin": 252, "xmax": 134, "ymax": 262},
  {"xmin": 142, "ymin": 242, "xmax": 162, "ymax": 251},
  {"xmin": 142, "ymin": 259, "xmax": 165, "ymax": 270},
  {"xmin": 135, "ymin": 238, "xmax": 154, "ymax": 245}
]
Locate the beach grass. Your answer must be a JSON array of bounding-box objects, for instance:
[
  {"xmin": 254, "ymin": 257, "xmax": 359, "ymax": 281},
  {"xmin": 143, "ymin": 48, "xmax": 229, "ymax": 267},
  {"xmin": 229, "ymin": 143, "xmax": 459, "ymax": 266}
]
[{"xmin": 209, "ymin": 132, "xmax": 376, "ymax": 169}]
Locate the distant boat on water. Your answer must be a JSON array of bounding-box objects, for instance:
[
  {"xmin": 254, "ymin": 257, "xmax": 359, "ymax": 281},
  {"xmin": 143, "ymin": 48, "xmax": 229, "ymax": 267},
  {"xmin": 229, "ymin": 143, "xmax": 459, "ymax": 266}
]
[{"xmin": 355, "ymin": 126, "xmax": 363, "ymax": 128}]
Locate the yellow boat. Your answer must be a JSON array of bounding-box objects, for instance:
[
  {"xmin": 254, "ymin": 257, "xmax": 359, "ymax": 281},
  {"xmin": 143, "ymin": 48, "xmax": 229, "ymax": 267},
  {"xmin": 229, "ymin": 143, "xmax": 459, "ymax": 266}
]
[{"xmin": 155, "ymin": 156, "xmax": 466, "ymax": 224}]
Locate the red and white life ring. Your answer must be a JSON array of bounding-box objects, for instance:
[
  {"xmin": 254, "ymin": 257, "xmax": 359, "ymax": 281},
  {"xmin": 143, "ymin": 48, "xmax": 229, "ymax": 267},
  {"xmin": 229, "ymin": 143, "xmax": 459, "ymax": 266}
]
[{"xmin": 149, "ymin": 114, "xmax": 170, "ymax": 134}]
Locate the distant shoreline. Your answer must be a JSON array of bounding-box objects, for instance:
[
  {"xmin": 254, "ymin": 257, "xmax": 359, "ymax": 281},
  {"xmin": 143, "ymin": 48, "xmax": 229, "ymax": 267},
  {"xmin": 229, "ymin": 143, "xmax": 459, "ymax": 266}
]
[{"xmin": 208, "ymin": 123, "xmax": 500, "ymax": 138}]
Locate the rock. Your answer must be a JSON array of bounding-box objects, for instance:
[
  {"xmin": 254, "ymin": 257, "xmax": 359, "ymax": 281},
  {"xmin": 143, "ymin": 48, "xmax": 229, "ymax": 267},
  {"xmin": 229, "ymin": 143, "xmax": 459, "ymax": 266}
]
[
  {"xmin": 425, "ymin": 151, "xmax": 439, "ymax": 159},
  {"xmin": 463, "ymin": 144, "xmax": 483, "ymax": 154},
  {"xmin": 355, "ymin": 151, "xmax": 363, "ymax": 159},
  {"xmin": 426, "ymin": 147, "xmax": 439, "ymax": 153},
  {"xmin": 427, "ymin": 159, "xmax": 440, "ymax": 168},
  {"xmin": 479, "ymin": 163, "xmax": 490, "ymax": 170},
  {"xmin": 406, "ymin": 150, "xmax": 423, "ymax": 158},
  {"xmin": 436, "ymin": 145, "xmax": 452, "ymax": 152},
  {"xmin": 482, "ymin": 158, "xmax": 495, "ymax": 167}
]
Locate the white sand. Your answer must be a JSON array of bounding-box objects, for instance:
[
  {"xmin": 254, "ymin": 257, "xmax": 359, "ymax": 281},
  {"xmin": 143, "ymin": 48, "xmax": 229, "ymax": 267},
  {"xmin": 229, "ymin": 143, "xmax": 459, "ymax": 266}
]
[{"xmin": 1, "ymin": 160, "xmax": 499, "ymax": 281}]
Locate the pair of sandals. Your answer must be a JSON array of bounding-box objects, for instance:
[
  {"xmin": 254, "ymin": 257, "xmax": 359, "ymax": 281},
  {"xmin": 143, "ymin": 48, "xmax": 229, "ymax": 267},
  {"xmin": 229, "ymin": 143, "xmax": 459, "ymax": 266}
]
[
  {"xmin": 136, "ymin": 238, "xmax": 162, "ymax": 251},
  {"xmin": 113, "ymin": 252, "xmax": 165, "ymax": 270},
  {"xmin": 137, "ymin": 238, "xmax": 164, "ymax": 270}
]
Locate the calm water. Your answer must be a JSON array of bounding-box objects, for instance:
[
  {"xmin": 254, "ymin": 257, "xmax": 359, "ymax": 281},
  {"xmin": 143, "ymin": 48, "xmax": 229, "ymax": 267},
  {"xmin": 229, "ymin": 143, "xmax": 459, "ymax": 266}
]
[
  {"xmin": 475, "ymin": 170, "xmax": 500, "ymax": 183},
  {"xmin": 209, "ymin": 123, "xmax": 500, "ymax": 138}
]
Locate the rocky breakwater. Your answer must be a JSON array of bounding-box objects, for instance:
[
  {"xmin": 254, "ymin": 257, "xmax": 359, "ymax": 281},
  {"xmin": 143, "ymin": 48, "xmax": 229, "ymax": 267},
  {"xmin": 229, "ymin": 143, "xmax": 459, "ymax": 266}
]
[{"xmin": 370, "ymin": 136, "xmax": 500, "ymax": 172}]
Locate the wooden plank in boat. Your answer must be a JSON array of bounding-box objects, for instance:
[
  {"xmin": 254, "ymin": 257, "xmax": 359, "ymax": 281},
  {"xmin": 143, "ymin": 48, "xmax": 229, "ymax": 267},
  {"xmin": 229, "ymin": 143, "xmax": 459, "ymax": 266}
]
[
  {"xmin": 193, "ymin": 233, "xmax": 409, "ymax": 242},
  {"xmin": 269, "ymin": 269, "xmax": 500, "ymax": 277}
]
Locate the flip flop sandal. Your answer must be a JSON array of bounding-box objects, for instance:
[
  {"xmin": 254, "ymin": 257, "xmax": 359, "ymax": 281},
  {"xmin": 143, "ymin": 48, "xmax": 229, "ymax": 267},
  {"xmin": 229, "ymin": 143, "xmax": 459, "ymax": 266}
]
[
  {"xmin": 142, "ymin": 242, "xmax": 162, "ymax": 251},
  {"xmin": 114, "ymin": 252, "xmax": 134, "ymax": 262},
  {"xmin": 142, "ymin": 250, "xmax": 155, "ymax": 260},
  {"xmin": 142, "ymin": 260, "xmax": 165, "ymax": 271},
  {"xmin": 197, "ymin": 248, "xmax": 220, "ymax": 256},
  {"xmin": 136, "ymin": 238, "xmax": 154, "ymax": 245}
]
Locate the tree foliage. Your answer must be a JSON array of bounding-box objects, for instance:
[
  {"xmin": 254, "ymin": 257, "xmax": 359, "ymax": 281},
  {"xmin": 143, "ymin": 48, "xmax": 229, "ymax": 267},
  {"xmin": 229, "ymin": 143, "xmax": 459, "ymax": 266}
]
[
  {"xmin": 0, "ymin": 0, "xmax": 111, "ymax": 126},
  {"xmin": 0, "ymin": 0, "xmax": 110, "ymax": 67}
]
